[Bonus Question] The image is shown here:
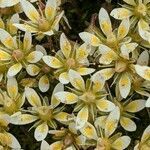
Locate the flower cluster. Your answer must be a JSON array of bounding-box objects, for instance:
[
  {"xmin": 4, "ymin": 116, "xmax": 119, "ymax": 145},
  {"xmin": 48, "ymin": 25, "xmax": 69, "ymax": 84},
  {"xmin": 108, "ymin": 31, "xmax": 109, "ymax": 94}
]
[{"xmin": 0, "ymin": 0, "xmax": 150, "ymax": 149}]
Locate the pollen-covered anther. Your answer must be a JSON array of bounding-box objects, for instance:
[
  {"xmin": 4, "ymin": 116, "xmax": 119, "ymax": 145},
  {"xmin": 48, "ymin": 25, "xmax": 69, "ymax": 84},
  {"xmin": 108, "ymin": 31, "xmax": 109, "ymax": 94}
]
[
  {"xmin": 12, "ymin": 50, "xmax": 24, "ymax": 61},
  {"xmin": 115, "ymin": 61, "xmax": 127, "ymax": 73},
  {"xmin": 38, "ymin": 18, "xmax": 50, "ymax": 32}
]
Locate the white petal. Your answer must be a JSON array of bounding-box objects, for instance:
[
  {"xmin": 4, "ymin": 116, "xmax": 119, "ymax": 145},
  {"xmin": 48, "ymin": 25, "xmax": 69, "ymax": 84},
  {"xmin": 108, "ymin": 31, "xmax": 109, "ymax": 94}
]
[
  {"xmin": 117, "ymin": 18, "xmax": 130, "ymax": 40},
  {"xmin": 23, "ymin": 32, "xmax": 32, "ymax": 51},
  {"xmin": 120, "ymin": 117, "xmax": 136, "ymax": 132},
  {"xmin": 21, "ymin": 0, "xmax": 40, "ymax": 22},
  {"xmin": 54, "ymin": 91, "xmax": 78, "ymax": 104},
  {"xmin": 39, "ymin": 75, "xmax": 50, "ymax": 92},
  {"xmin": 112, "ymin": 136, "xmax": 131, "ymax": 150},
  {"xmin": 134, "ymin": 65, "xmax": 150, "ymax": 81},
  {"xmin": 60, "ymin": 33, "xmax": 71, "ymax": 58},
  {"xmin": 7, "ymin": 63, "xmax": 22, "ymax": 77},
  {"xmin": 124, "ymin": 100, "xmax": 146, "ymax": 112},
  {"xmin": 68, "ymin": 69, "xmax": 85, "ymax": 91},
  {"xmin": 26, "ymin": 64, "xmax": 40, "ymax": 76},
  {"xmin": 137, "ymin": 50, "xmax": 149, "ymax": 66},
  {"xmin": 79, "ymin": 32, "xmax": 101, "ymax": 46},
  {"xmin": 7, "ymin": 77, "xmax": 18, "ymax": 98},
  {"xmin": 25, "ymin": 87, "xmax": 42, "ymax": 106},
  {"xmin": 99, "ymin": 8, "xmax": 112, "ymax": 36},
  {"xmin": 105, "ymin": 106, "xmax": 120, "ymax": 137},
  {"xmin": 34, "ymin": 122, "xmax": 49, "ymax": 141},
  {"xmin": 45, "ymin": 0, "xmax": 57, "ymax": 21},
  {"xmin": 40, "ymin": 140, "xmax": 50, "ymax": 150},
  {"xmin": 119, "ymin": 73, "xmax": 131, "ymax": 98},
  {"xmin": 51, "ymin": 83, "xmax": 64, "ymax": 108},
  {"xmin": 26, "ymin": 51, "xmax": 43, "ymax": 63},
  {"xmin": 110, "ymin": 8, "xmax": 132, "ymax": 20},
  {"xmin": 59, "ymin": 72, "xmax": 69, "ymax": 84},
  {"xmin": 43, "ymin": 56, "xmax": 63, "ymax": 68},
  {"xmin": 10, "ymin": 112, "xmax": 38, "ymax": 125},
  {"xmin": 0, "ymin": 28, "xmax": 17, "ymax": 49},
  {"xmin": 7, "ymin": 133, "xmax": 21, "ymax": 149},
  {"xmin": 96, "ymin": 98, "xmax": 115, "ymax": 112},
  {"xmin": 76, "ymin": 106, "xmax": 88, "ymax": 129},
  {"xmin": 80, "ymin": 122, "xmax": 98, "ymax": 140},
  {"xmin": 0, "ymin": 50, "xmax": 11, "ymax": 61},
  {"xmin": 141, "ymin": 125, "xmax": 150, "ymax": 142},
  {"xmin": 146, "ymin": 97, "xmax": 150, "ymax": 107},
  {"xmin": 76, "ymin": 67, "xmax": 95, "ymax": 76}
]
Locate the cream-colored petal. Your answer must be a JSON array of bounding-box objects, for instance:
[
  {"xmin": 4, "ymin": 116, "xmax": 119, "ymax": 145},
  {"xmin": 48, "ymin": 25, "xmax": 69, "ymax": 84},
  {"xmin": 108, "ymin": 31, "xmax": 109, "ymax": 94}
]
[
  {"xmin": 60, "ymin": 33, "xmax": 71, "ymax": 59},
  {"xmin": 76, "ymin": 67, "xmax": 95, "ymax": 76},
  {"xmin": 99, "ymin": 8, "xmax": 112, "ymax": 36},
  {"xmin": 49, "ymin": 141, "xmax": 63, "ymax": 150},
  {"xmin": 0, "ymin": 50, "xmax": 11, "ymax": 61},
  {"xmin": 68, "ymin": 69, "xmax": 85, "ymax": 91},
  {"xmin": 34, "ymin": 122, "xmax": 49, "ymax": 141},
  {"xmin": 105, "ymin": 106, "xmax": 120, "ymax": 137},
  {"xmin": 13, "ymin": 23, "xmax": 38, "ymax": 33},
  {"xmin": 23, "ymin": 32, "xmax": 32, "ymax": 51},
  {"xmin": 117, "ymin": 18, "xmax": 130, "ymax": 40},
  {"xmin": 79, "ymin": 32, "xmax": 101, "ymax": 47},
  {"xmin": 7, "ymin": 77, "xmax": 18, "ymax": 98},
  {"xmin": 80, "ymin": 122, "xmax": 98, "ymax": 140},
  {"xmin": 43, "ymin": 56, "xmax": 63, "ymax": 69},
  {"xmin": 119, "ymin": 73, "xmax": 131, "ymax": 98},
  {"xmin": 112, "ymin": 136, "xmax": 131, "ymax": 150},
  {"xmin": 120, "ymin": 117, "xmax": 136, "ymax": 132},
  {"xmin": 137, "ymin": 50, "xmax": 149, "ymax": 66},
  {"xmin": 51, "ymin": 83, "xmax": 64, "ymax": 108},
  {"xmin": 26, "ymin": 51, "xmax": 43, "ymax": 63},
  {"xmin": 20, "ymin": 0, "xmax": 40, "ymax": 22},
  {"xmin": 110, "ymin": 8, "xmax": 132, "ymax": 20},
  {"xmin": 59, "ymin": 72, "xmax": 69, "ymax": 84},
  {"xmin": 39, "ymin": 75, "xmax": 50, "ymax": 92},
  {"xmin": 54, "ymin": 112, "xmax": 72, "ymax": 122},
  {"xmin": 7, "ymin": 133, "xmax": 21, "ymax": 149},
  {"xmin": 0, "ymin": 28, "xmax": 17, "ymax": 49},
  {"xmin": 7, "ymin": 63, "xmax": 22, "ymax": 77},
  {"xmin": 146, "ymin": 97, "xmax": 150, "ymax": 107},
  {"xmin": 10, "ymin": 112, "xmax": 38, "ymax": 125},
  {"xmin": 76, "ymin": 43, "xmax": 90, "ymax": 60},
  {"xmin": 76, "ymin": 106, "xmax": 89, "ymax": 129},
  {"xmin": 0, "ymin": 0, "xmax": 19, "ymax": 8},
  {"xmin": 25, "ymin": 87, "xmax": 42, "ymax": 106},
  {"xmin": 45, "ymin": 0, "xmax": 57, "ymax": 21},
  {"xmin": 26, "ymin": 64, "xmax": 40, "ymax": 76},
  {"xmin": 134, "ymin": 65, "xmax": 150, "ymax": 81},
  {"xmin": 124, "ymin": 100, "xmax": 146, "ymax": 112},
  {"xmin": 54, "ymin": 91, "xmax": 78, "ymax": 104},
  {"xmin": 141, "ymin": 125, "xmax": 150, "ymax": 142},
  {"xmin": 96, "ymin": 98, "xmax": 115, "ymax": 112},
  {"xmin": 40, "ymin": 140, "xmax": 50, "ymax": 150}
]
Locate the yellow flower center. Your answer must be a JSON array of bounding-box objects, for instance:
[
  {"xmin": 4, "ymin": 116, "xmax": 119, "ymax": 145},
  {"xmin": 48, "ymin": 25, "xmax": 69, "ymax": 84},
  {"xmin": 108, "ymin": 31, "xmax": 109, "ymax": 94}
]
[
  {"xmin": 96, "ymin": 138, "xmax": 111, "ymax": 150},
  {"xmin": 135, "ymin": 3, "xmax": 147, "ymax": 17},
  {"xmin": 12, "ymin": 49, "xmax": 24, "ymax": 62},
  {"xmin": 63, "ymin": 133, "xmax": 75, "ymax": 148},
  {"xmin": 82, "ymin": 91, "xmax": 96, "ymax": 103},
  {"xmin": 38, "ymin": 18, "xmax": 50, "ymax": 32},
  {"xmin": 66, "ymin": 58, "xmax": 76, "ymax": 69},
  {"xmin": 38, "ymin": 106, "xmax": 53, "ymax": 121},
  {"xmin": 115, "ymin": 60, "xmax": 127, "ymax": 73}
]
